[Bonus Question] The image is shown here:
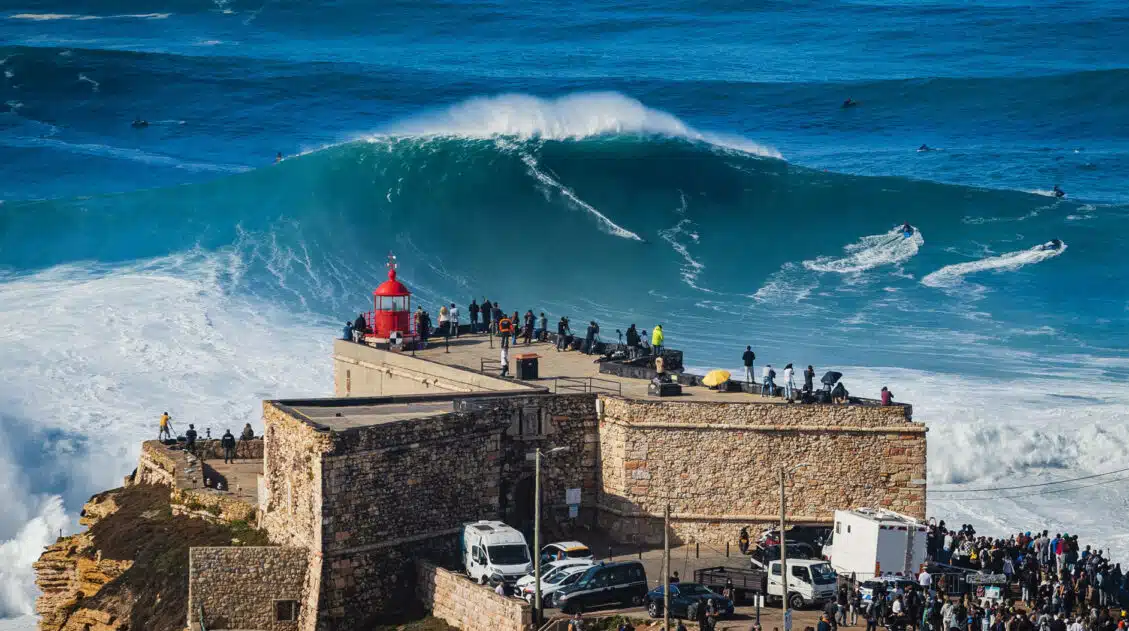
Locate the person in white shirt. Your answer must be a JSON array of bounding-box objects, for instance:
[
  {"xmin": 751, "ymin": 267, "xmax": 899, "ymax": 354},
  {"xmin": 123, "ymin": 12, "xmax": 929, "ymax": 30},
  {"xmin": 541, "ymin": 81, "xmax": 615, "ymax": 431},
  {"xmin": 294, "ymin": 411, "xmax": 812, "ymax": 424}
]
[
  {"xmin": 918, "ymin": 568, "xmax": 932, "ymax": 597},
  {"xmin": 762, "ymin": 364, "xmax": 775, "ymax": 396},
  {"xmin": 448, "ymin": 303, "xmax": 460, "ymax": 338},
  {"xmin": 891, "ymin": 596, "xmax": 903, "ymax": 615},
  {"xmin": 495, "ymin": 581, "xmax": 506, "ymax": 596},
  {"xmin": 500, "ymin": 346, "xmax": 510, "ymax": 377},
  {"xmin": 782, "ymin": 364, "xmax": 796, "ymax": 400}
]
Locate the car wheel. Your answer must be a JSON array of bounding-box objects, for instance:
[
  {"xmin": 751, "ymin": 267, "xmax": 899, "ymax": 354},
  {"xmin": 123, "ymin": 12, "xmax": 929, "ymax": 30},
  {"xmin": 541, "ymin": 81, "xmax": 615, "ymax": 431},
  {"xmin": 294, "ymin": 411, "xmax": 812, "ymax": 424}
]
[
  {"xmin": 647, "ymin": 601, "xmax": 660, "ymax": 618},
  {"xmin": 630, "ymin": 594, "xmax": 644, "ymax": 607},
  {"xmin": 788, "ymin": 593, "xmax": 805, "ymax": 610}
]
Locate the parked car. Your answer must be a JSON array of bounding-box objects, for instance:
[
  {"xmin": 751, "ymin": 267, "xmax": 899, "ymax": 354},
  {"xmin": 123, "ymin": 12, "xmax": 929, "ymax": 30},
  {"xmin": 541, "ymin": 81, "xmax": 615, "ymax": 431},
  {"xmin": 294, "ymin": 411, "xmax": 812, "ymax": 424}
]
[
  {"xmin": 518, "ymin": 564, "xmax": 590, "ymax": 608},
  {"xmin": 555, "ymin": 561, "xmax": 648, "ymax": 614},
  {"xmin": 644, "ymin": 582, "xmax": 734, "ymax": 619},
  {"xmin": 515, "ymin": 558, "xmax": 593, "ymax": 591},
  {"xmin": 539, "ymin": 541, "xmax": 593, "ymax": 564}
]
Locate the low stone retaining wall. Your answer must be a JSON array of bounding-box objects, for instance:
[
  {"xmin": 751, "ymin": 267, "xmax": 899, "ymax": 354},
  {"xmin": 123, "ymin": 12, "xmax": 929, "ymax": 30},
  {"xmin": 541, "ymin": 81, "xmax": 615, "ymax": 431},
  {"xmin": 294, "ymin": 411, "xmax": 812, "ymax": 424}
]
[
  {"xmin": 416, "ymin": 560, "xmax": 533, "ymax": 631},
  {"xmin": 132, "ymin": 440, "xmax": 260, "ymax": 526},
  {"xmin": 188, "ymin": 546, "xmax": 307, "ymax": 631}
]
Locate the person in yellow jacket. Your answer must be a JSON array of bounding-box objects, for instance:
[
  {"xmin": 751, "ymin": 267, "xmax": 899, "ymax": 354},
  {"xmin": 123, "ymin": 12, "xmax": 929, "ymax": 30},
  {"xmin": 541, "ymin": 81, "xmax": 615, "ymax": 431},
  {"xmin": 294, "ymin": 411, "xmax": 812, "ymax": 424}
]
[
  {"xmin": 158, "ymin": 411, "xmax": 173, "ymax": 441},
  {"xmin": 651, "ymin": 324, "xmax": 664, "ymax": 357}
]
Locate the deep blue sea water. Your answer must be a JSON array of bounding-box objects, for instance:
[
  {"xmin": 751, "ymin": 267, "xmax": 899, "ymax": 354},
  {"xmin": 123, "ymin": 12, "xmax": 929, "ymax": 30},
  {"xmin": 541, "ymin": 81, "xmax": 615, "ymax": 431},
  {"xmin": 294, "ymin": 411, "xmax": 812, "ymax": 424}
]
[{"xmin": 1, "ymin": 0, "xmax": 1128, "ymax": 623}]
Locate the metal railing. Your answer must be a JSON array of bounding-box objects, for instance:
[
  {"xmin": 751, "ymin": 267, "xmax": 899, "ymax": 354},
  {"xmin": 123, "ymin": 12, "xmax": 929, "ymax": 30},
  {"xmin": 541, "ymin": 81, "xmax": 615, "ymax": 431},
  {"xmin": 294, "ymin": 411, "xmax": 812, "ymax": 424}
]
[
  {"xmin": 479, "ymin": 358, "xmax": 502, "ymax": 373},
  {"xmin": 553, "ymin": 376, "xmax": 622, "ymax": 395}
]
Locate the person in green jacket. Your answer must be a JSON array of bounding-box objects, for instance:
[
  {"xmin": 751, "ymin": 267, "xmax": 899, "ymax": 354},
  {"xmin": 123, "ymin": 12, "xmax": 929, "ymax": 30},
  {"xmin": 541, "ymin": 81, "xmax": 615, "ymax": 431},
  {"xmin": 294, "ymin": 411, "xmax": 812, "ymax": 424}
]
[{"xmin": 651, "ymin": 325, "xmax": 664, "ymax": 357}]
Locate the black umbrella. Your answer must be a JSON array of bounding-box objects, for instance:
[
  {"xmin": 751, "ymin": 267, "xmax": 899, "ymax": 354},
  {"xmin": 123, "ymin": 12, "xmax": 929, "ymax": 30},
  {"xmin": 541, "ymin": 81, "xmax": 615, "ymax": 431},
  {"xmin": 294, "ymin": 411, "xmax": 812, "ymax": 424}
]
[{"xmin": 821, "ymin": 371, "xmax": 843, "ymax": 386}]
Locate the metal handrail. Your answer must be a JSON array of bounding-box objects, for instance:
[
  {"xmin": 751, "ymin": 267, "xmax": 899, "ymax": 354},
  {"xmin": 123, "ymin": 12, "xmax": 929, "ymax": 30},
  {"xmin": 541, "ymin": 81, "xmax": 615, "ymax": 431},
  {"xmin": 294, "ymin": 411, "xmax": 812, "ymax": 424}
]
[
  {"xmin": 552, "ymin": 377, "xmax": 622, "ymax": 395},
  {"xmin": 198, "ymin": 605, "xmax": 207, "ymax": 631}
]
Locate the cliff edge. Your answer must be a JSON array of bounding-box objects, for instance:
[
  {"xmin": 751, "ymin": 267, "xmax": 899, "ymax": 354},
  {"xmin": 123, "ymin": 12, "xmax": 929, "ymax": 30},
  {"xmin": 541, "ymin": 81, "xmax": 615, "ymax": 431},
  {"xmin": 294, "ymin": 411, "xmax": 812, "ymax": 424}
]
[{"xmin": 33, "ymin": 483, "xmax": 269, "ymax": 631}]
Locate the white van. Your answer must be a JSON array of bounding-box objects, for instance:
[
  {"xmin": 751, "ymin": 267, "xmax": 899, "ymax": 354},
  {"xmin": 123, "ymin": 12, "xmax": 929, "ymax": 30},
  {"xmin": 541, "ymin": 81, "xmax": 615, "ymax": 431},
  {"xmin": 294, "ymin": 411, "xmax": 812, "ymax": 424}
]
[
  {"xmin": 822, "ymin": 508, "xmax": 927, "ymax": 581},
  {"xmin": 462, "ymin": 520, "xmax": 532, "ymax": 585},
  {"xmin": 765, "ymin": 558, "xmax": 838, "ymax": 609}
]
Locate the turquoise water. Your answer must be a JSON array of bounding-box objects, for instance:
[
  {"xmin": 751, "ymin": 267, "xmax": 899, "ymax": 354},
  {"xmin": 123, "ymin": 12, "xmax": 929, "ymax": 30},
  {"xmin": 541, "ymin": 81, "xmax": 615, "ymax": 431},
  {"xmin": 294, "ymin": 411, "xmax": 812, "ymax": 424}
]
[{"xmin": 1, "ymin": 0, "xmax": 1128, "ymax": 622}]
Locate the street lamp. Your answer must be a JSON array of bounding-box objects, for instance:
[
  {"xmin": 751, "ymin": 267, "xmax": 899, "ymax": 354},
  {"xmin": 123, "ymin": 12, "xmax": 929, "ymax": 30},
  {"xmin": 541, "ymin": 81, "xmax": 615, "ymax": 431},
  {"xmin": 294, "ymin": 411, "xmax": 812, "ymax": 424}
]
[
  {"xmin": 533, "ymin": 446, "xmax": 569, "ymax": 624},
  {"xmin": 779, "ymin": 463, "xmax": 810, "ymax": 631}
]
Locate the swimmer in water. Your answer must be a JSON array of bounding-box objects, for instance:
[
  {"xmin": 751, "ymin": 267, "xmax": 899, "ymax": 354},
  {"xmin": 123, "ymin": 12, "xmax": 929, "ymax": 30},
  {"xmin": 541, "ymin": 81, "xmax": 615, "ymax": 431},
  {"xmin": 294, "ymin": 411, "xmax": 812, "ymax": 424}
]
[{"xmin": 1053, "ymin": 185, "xmax": 1065, "ymax": 198}]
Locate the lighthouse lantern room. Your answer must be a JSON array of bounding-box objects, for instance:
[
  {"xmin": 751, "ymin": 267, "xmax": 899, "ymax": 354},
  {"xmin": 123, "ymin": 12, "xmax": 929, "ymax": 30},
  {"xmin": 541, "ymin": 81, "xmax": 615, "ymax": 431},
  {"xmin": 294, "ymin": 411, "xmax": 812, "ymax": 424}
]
[{"xmin": 369, "ymin": 254, "xmax": 414, "ymax": 342}]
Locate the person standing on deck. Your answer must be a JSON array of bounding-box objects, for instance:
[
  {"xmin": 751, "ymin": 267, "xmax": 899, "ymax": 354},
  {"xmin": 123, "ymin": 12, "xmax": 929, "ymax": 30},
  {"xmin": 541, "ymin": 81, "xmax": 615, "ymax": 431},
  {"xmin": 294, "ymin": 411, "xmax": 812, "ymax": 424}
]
[
  {"xmin": 651, "ymin": 324, "xmax": 664, "ymax": 356},
  {"xmin": 742, "ymin": 346, "xmax": 756, "ymax": 384},
  {"xmin": 437, "ymin": 304, "xmax": 449, "ymax": 336},
  {"xmin": 468, "ymin": 299, "xmax": 480, "ymax": 333},
  {"xmin": 783, "ymin": 363, "xmax": 796, "ymax": 400},
  {"xmin": 159, "ymin": 412, "xmax": 174, "ymax": 441},
  {"xmin": 221, "ymin": 429, "xmax": 236, "ymax": 463},
  {"xmin": 804, "ymin": 365, "xmax": 815, "ymax": 394},
  {"xmin": 537, "ymin": 312, "xmax": 548, "ymax": 342},
  {"xmin": 449, "ymin": 303, "xmax": 460, "ymax": 338},
  {"xmin": 762, "ymin": 364, "xmax": 775, "ymax": 396}
]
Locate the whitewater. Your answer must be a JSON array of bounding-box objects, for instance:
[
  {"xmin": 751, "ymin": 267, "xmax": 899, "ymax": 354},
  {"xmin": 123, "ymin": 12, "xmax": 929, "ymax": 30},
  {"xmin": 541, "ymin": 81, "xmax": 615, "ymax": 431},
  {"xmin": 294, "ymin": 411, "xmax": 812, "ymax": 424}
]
[{"xmin": 3, "ymin": 0, "xmax": 1129, "ymax": 626}]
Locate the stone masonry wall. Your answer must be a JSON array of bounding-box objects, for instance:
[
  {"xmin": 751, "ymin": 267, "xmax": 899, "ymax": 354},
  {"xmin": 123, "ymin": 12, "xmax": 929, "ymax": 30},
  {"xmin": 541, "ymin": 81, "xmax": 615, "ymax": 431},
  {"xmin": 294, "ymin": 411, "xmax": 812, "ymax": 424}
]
[
  {"xmin": 261, "ymin": 401, "xmax": 333, "ymax": 550},
  {"xmin": 188, "ymin": 546, "xmax": 308, "ymax": 631},
  {"xmin": 313, "ymin": 392, "xmax": 596, "ymax": 629},
  {"xmin": 416, "ymin": 559, "xmax": 533, "ymax": 631},
  {"xmin": 597, "ymin": 397, "xmax": 926, "ymax": 545}
]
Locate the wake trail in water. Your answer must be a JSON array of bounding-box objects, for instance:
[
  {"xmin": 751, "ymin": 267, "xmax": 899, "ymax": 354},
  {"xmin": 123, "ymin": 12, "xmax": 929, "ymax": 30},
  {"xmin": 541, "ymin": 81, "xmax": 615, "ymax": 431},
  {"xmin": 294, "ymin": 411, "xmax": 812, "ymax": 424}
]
[
  {"xmin": 803, "ymin": 226, "xmax": 924, "ymax": 274},
  {"xmin": 519, "ymin": 153, "xmax": 643, "ymax": 241},
  {"xmin": 659, "ymin": 193, "xmax": 711, "ymax": 291},
  {"xmin": 922, "ymin": 242, "xmax": 1067, "ymax": 288}
]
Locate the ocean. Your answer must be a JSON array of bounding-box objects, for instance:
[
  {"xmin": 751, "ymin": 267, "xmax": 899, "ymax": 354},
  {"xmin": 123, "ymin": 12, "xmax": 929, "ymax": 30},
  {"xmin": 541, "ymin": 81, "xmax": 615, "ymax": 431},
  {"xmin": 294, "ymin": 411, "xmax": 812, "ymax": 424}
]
[{"xmin": 2, "ymin": 0, "xmax": 1128, "ymax": 624}]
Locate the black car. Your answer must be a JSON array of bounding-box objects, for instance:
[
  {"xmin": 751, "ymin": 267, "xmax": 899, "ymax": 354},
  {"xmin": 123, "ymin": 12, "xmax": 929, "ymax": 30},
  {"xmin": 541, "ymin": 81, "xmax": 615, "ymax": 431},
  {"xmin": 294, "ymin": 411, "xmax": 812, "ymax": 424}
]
[
  {"xmin": 554, "ymin": 561, "xmax": 648, "ymax": 614},
  {"xmin": 644, "ymin": 582, "xmax": 735, "ymax": 619}
]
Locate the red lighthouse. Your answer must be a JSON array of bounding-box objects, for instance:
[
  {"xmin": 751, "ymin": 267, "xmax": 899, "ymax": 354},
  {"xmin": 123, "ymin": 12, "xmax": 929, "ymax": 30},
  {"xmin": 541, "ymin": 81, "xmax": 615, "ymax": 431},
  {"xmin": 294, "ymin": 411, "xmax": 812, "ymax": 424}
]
[{"xmin": 369, "ymin": 254, "xmax": 413, "ymax": 342}]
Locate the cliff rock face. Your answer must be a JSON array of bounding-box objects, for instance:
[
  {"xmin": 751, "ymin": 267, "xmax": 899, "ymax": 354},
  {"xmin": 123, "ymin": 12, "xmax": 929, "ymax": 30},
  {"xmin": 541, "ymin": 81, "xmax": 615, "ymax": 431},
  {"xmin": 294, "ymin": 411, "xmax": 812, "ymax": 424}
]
[
  {"xmin": 34, "ymin": 491, "xmax": 133, "ymax": 631},
  {"xmin": 32, "ymin": 484, "xmax": 270, "ymax": 631}
]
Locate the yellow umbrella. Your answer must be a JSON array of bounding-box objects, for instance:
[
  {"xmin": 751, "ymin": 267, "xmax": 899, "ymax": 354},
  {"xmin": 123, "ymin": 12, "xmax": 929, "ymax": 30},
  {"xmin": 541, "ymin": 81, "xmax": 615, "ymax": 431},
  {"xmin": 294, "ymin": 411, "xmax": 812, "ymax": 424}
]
[{"xmin": 701, "ymin": 369, "xmax": 731, "ymax": 388}]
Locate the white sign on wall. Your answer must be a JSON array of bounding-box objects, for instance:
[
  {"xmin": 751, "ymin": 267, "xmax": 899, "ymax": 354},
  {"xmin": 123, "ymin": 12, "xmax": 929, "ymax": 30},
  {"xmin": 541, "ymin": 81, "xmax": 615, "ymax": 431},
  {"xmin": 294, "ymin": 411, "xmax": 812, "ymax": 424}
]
[{"xmin": 565, "ymin": 488, "xmax": 581, "ymax": 505}]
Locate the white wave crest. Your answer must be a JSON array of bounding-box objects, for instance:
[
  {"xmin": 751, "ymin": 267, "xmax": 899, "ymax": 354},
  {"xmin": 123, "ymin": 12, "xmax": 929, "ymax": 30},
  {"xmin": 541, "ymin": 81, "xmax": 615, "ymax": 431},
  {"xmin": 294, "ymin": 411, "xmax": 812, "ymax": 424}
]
[
  {"xmin": 382, "ymin": 92, "xmax": 783, "ymax": 159},
  {"xmin": 659, "ymin": 214, "xmax": 711, "ymax": 292},
  {"xmin": 922, "ymin": 242, "xmax": 1066, "ymax": 288},
  {"xmin": 803, "ymin": 226, "xmax": 924, "ymax": 274},
  {"xmin": 8, "ymin": 12, "xmax": 171, "ymax": 21},
  {"xmin": 519, "ymin": 153, "xmax": 643, "ymax": 241},
  {"xmin": 77, "ymin": 73, "xmax": 99, "ymax": 92}
]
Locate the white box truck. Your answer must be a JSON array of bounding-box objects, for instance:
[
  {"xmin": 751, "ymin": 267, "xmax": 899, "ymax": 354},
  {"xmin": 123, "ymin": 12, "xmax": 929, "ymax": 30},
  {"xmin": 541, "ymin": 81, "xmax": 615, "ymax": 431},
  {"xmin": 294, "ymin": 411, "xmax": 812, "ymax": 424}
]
[
  {"xmin": 461, "ymin": 520, "xmax": 532, "ymax": 585},
  {"xmin": 822, "ymin": 508, "xmax": 927, "ymax": 580}
]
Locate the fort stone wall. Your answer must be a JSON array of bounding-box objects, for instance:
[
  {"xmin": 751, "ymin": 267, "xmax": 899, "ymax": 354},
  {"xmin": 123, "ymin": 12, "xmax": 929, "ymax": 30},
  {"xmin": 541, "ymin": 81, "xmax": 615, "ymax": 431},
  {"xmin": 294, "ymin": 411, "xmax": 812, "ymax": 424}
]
[
  {"xmin": 596, "ymin": 397, "xmax": 926, "ymax": 544},
  {"xmin": 188, "ymin": 546, "xmax": 308, "ymax": 631}
]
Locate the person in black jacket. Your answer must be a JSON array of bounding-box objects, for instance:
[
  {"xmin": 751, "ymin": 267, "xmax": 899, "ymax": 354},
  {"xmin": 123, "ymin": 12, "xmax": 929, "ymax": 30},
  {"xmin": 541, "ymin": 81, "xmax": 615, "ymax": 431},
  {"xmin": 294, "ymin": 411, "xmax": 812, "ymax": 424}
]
[
  {"xmin": 469, "ymin": 300, "xmax": 480, "ymax": 333},
  {"xmin": 804, "ymin": 365, "xmax": 816, "ymax": 393},
  {"xmin": 626, "ymin": 324, "xmax": 640, "ymax": 358},
  {"xmin": 185, "ymin": 424, "xmax": 198, "ymax": 454},
  {"xmin": 742, "ymin": 346, "xmax": 756, "ymax": 383},
  {"xmin": 221, "ymin": 429, "xmax": 237, "ymax": 463},
  {"xmin": 352, "ymin": 313, "xmax": 368, "ymax": 342}
]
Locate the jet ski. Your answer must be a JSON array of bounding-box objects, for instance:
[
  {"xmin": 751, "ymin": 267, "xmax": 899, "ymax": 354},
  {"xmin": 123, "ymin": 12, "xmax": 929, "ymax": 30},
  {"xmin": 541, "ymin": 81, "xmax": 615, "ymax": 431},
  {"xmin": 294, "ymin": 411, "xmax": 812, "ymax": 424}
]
[
  {"xmin": 1038, "ymin": 239, "xmax": 1064, "ymax": 251},
  {"xmin": 131, "ymin": 119, "xmax": 149, "ymax": 129},
  {"xmin": 900, "ymin": 223, "xmax": 914, "ymax": 238},
  {"xmin": 1052, "ymin": 185, "xmax": 1066, "ymax": 198}
]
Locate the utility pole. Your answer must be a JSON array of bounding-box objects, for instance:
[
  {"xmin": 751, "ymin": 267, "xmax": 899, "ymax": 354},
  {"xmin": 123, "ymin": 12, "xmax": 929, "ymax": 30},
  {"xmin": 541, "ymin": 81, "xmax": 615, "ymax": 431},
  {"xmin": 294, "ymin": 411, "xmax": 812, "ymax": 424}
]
[
  {"xmin": 663, "ymin": 503, "xmax": 671, "ymax": 631},
  {"xmin": 533, "ymin": 448, "xmax": 542, "ymax": 625},
  {"xmin": 780, "ymin": 467, "xmax": 789, "ymax": 631}
]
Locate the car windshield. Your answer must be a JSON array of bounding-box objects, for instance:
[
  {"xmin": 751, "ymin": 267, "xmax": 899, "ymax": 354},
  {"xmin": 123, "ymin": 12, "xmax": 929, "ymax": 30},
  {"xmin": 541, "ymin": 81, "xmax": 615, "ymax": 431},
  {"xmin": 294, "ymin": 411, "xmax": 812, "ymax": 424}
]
[
  {"xmin": 678, "ymin": 584, "xmax": 714, "ymax": 596},
  {"xmin": 488, "ymin": 544, "xmax": 530, "ymax": 565},
  {"xmin": 810, "ymin": 563, "xmax": 837, "ymax": 584},
  {"xmin": 566, "ymin": 547, "xmax": 592, "ymax": 558}
]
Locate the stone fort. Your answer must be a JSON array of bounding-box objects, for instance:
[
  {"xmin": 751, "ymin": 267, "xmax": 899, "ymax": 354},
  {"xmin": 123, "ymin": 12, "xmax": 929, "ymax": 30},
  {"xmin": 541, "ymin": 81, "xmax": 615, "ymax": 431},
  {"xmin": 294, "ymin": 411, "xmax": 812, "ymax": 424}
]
[{"xmin": 143, "ymin": 334, "xmax": 925, "ymax": 631}]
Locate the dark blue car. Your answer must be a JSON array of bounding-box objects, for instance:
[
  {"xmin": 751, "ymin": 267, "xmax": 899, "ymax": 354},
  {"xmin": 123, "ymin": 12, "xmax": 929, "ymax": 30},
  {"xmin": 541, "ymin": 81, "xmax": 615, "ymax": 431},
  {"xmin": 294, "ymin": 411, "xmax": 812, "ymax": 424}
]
[{"xmin": 644, "ymin": 582, "xmax": 734, "ymax": 619}]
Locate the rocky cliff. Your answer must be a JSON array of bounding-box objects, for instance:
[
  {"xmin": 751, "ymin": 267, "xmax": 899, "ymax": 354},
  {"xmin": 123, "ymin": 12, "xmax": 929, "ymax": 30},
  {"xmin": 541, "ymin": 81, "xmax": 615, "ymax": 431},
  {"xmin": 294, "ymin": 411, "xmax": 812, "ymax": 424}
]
[{"xmin": 33, "ymin": 483, "xmax": 270, "ymax": 631}]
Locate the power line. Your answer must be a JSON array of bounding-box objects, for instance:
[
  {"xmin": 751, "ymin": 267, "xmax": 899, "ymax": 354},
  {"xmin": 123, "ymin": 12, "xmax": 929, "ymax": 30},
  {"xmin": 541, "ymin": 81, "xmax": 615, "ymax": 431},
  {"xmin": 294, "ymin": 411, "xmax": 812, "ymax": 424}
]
[
  {"xmin": 929, "ymin": 467, "xmax": 1129, "ymax": 493},
  {"xmin": 931, "ymin": 474, "xmax": 1129, "ymax": 501}
]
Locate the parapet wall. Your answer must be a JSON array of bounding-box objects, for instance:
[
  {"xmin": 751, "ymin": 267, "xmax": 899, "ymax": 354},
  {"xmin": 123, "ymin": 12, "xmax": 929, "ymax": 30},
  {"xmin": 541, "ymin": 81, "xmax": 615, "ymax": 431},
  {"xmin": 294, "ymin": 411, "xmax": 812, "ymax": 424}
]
[
  {"xmin": 188, "ymin": 546, "xmax": 308, "ymax": 631},
  {"xmin": 597, "ymin": 397, "xmax": 926, "ymax": 544},
  {"xmin": 133, "ymin": 440, "xmax": 260, "ymax": 526},
  {"xmin": 416, "ymin": 559, "xmax": 533, "ymax": 631},
  {"xmin": 332, "ymin": 339, "xmax": 535, "ymax": 397}
]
